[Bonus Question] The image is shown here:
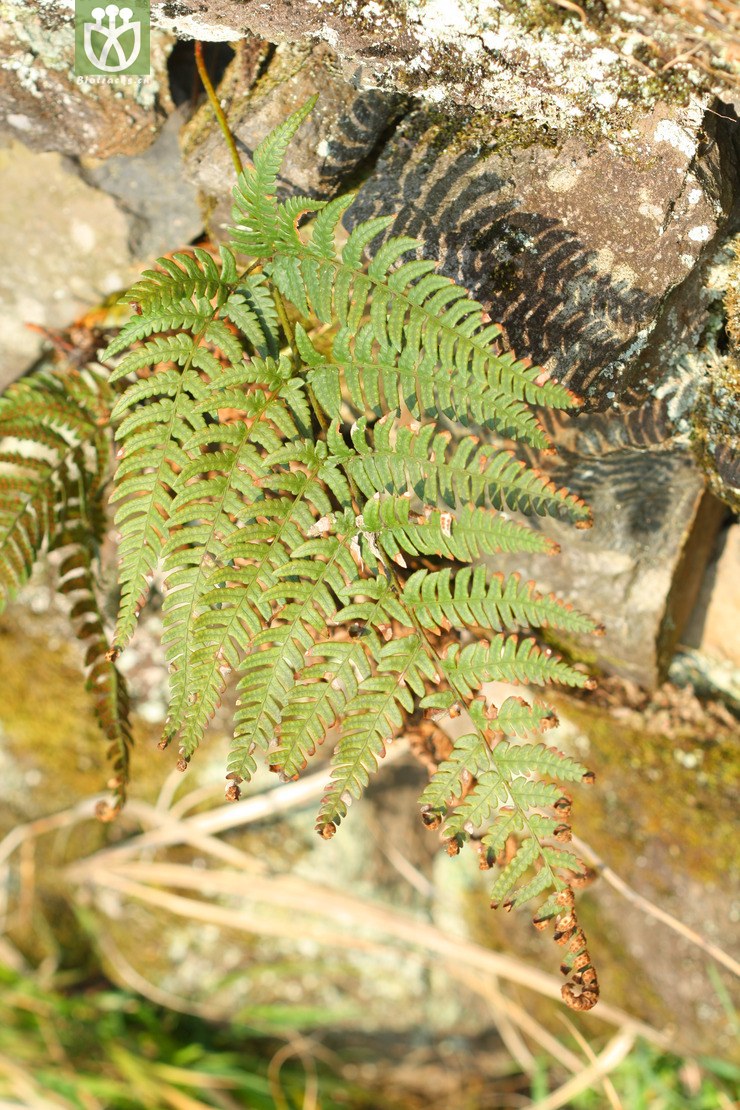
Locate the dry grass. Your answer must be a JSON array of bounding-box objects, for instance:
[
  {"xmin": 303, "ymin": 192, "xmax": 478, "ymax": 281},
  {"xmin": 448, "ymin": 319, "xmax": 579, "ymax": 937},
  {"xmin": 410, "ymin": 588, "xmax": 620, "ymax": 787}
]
[{"xmin": 1, "ymin": 755, "xmax": 737, "ymax": 1108}]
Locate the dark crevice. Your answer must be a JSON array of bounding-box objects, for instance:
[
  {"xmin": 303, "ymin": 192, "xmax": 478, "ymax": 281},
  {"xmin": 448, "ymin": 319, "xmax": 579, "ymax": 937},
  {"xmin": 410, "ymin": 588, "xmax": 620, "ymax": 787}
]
[{"xmin": 167, "ymin": 40, "xmax": 236, "ymax": 109}]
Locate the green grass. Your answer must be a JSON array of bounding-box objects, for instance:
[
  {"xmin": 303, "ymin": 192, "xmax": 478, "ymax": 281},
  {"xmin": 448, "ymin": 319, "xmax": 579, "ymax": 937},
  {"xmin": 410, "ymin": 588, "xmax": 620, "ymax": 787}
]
[
  {"xmin": 0, "ymin": 964, "xmax": 738, "ymax": 1109},
  {"xmin": 0, "ymin": 965, "xmax": 353, "ymax": 1110},
  {"xmin": 532, "ymin": 1040, "xmax": 739, "ymax": 1109}
]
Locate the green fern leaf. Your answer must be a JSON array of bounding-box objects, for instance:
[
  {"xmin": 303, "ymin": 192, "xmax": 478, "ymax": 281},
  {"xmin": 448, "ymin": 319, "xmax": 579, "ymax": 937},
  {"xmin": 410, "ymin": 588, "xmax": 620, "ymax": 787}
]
[
  {"xmin": 490, "ymin": 696, "xmax": 559, "ymax": 737},
  {"xmin": 0, "ymin": 367, "xmax": 109, "ymax": 613},
  {"xmin": 316, "ymin": 632, "xmax": 435, "ymax": 834},
  {"xmin": 439, "ymin": 636, "xmax": 591, "ymax": 692},
  {"xmin": 105, "ymin": 244, "xmax": 263, "ymax": 653},
  {"xmin": 0, "ymin": 361, "xmax": 132, "ymax": 808},
  {"xmin": 400, "ymin": 567, "xmax": 597, "ymax": 636},
  {"xmin": 341, "ymin": 415, "xmax": 590, "ymax": 523},
  {"xmin": 302, "ymin": 325, "xmax": 553, "ymax": 448},
  {"xmin": 232, "ymin": 530, "xmax": 357, "ymax": 779},
  {"xmin": 274, "ymin": 639, "xmax": 374, "ymax": 779},
  {"xmin": 358, "ymin": 495, "xmax": 557, "ymax": 564},
  {"xmin": 55, "ymin": 532, "xmax": 133, "ymax": 815},
  {"xmin": 418, "ymin": 731, "xmax": 492, "ymax": 818},
  {"xmin": 109, "ymin": 366, "xmax": 209, "ymax": 652},
  {"xmin": 229, "ymin": 96, "xmax": 319, "ymax": 257}
]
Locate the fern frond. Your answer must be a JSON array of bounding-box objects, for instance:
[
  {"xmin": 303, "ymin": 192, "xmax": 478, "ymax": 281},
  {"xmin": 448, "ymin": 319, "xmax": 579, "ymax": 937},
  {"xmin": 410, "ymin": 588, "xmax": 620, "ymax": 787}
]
[
  {"xmin": 229, "ymin": 96, "xmax": 319, "ymax": 257},
  {"xmin": 420, "ymin": 718, "xmax": 588, "ymax": 904},
  {"xmin": 335, "ymin": 416, "xmax": 590, "ymax": 523},
  {"xmin": 119, "ymin": 246, "xmax": 236, "ymax": 312},
  {"xmin": 0, "ymin": 367, "xmax": 110, "ymax": 613},
  {"xmin": 109, "ymin": 366, "xmax": 209, "ymax": 652},
  {"xmin": 55, "ymin": 531, "xmax": 133, "ymax": 815},
  {"xmin": 231, "ymin": 529, "xmax": 358, "ymax": 780},
  {"xmin": 222, "ymin": 275, "xmax": 281, "ymax": 356},
  {"xmin": 275, "ymin": 638, "xmax": 374, "ymax": 779},
  {"xmin": 84, "ymin": 100, "xmax": 603, "ymax": 1005},
  {"xmin": 439, "ymin": 636, "xmax": 592, "ymax": 692},
  {"xmin": 418, "ymin": 730, "xmax": 492, "ymax": 816},
  {"xmin": 400, "ymin": 567, "xmax": 597, "ymax": 636},
  {"xmin": 0, "ymin": 361, "xmax": 132, "ymax": 808},
  {"xmin": 233, "ymin": 159, "xmax": 579, "ymax": 420},
  {"xmin": 316, "ymin": 632, "xmax": 436, "ymax": 835},
  {"xmin": 164, "ymin": 380, "xmax": 326, "ymax": 757},
  {"xmin": 160, "ymin": 424, "xmax": 264, "ymax": 746},
  {"xmin": 103, "ymin": 248, "xmax": 238, "ymax": 362},
  {"xmin": 103, "ymin": 242, "xmax": 268, "ymax": 654},
  {"xmin": 173, "ymin": 510, "xmax": 287, "ymax": 762},
  {"xmin": 359, "ymin": 495, "xmax": 558, "ymax": 564},
  {"xmin": 303, "ymin": 325, "xmax": 552, "ymax": 448}
]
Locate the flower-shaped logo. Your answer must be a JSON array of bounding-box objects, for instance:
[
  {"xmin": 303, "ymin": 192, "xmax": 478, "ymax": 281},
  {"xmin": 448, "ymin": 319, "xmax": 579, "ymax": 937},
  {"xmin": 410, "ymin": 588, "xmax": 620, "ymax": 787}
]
[{"xmin": 83, "ymin": 4, "xmax": 141, "ymax": 72}]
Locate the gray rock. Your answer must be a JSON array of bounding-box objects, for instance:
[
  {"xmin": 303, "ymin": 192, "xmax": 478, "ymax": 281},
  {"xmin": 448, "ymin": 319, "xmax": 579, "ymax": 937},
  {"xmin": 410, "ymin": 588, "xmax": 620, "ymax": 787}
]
[
  {"xmin": 0, "ymin": 142, "xmax": 139, "ymax": 387},
  {"xmin": 151, "ymin": 0, "xmax": 739, "ymax": 135},
  {"xmin": 80, "ymin": 108, "xmax": 203, "ymax": 260},
  {"xmin": 487, "ymin": 431, "xmax": 726, "ymax": 688},
  {"xmin": 350, "ymin": 102, "xmax": 738, "ymax": 408},
  {"xmin": 342, "ymin": 100, "xmax": 738, "ymax": 685}
]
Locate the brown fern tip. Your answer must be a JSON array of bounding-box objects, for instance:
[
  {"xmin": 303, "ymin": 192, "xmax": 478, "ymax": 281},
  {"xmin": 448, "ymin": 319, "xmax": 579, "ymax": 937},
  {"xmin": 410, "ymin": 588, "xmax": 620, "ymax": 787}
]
[{"xmin": 94, "ymin": 799, "xmax": 120, "ymax": 823}]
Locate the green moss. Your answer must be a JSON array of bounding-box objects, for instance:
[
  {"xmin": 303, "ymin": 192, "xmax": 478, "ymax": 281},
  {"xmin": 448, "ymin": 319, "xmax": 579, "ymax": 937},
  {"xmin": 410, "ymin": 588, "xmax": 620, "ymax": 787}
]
[
  {"xmin": 690, "ymin": 234, "xmax": 740, "ymax": 510},
  {"xmin": 400, "ymin": 104, "xmax": 560, "ymax": 167},
  {"xmin": 691, "ymin": 354, "xmax": 740, "ymax": 511},
  {"xmin": 0, "ymin": 617, "xmax": 110, "ymax": 818},
  {"xmin": 554, "ymin": 697, "xmax": 739, "ymax": 881},
  {"xmin": 0, "ymin": 608, "xmax": 172, "ymax": 827},
  {"xmin": 498, "ymin": 0, "xmax": 575, "ymax": 35}
]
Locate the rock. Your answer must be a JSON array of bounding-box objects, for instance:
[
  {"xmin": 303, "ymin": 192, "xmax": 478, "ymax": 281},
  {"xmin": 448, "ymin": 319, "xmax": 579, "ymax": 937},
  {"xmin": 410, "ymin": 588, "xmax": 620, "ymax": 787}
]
[
  {"xmin": 181, "ymin": 41, "xmax": 406, "ymax": 236},
  {"xmin": 76, "ymin": 754, "xmax": 485, "ymax": 1039},
  {"xmin": 5, "ymin": 0, "xmax": 739, "ymax": 160},
  {"xmin": 0, "ymin": 1, "xmax": 173, "ymax": 158},
  {"xmin": 484, "ymin": 435, "xmax": 725, "ymax": 689},
  {"xmin": 341, "ymin": 98, "xmax": 737, "ymax": 685},
  {"xmin": 350, "ymin": 102, "xmax": 738, "ymax": 407},
  {"xmin": 549, "ymin": 692, "xmax": 739, "ymax": 1060},
  {"xmin": 80, "ymin": 107, "xmax": 203, "ymax": 261},
  {"xmin": 689, "ymin": 233, "xmax": 740, "ymax": 510},
  {"xmin": 153, "ymin": 0, "xmax": 740, "ymax": 133},
  {"xmin": 0, "ymin": 143, "xmax": 140, "ymax": 387},
  {"xmin": 342, "ymin": 98, "xmax": 738, "ymax": 684},
  {"xmin": 682, "ymin": 523, "xmax": 740, "ymax": 670}
]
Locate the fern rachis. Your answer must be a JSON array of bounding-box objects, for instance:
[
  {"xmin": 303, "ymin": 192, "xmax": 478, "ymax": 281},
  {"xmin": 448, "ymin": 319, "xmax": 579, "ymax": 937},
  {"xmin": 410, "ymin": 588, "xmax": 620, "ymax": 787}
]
[{"xmin": 0, "ymin": 97, "xmax": 602, "ymax": 1009}]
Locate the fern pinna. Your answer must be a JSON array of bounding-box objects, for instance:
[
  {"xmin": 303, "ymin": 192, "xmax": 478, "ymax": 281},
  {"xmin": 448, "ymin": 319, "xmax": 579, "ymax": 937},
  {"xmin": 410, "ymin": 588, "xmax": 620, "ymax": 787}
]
[
  {"xmin": 0, "ymin": 98, "xmax": 600, "ymax": 1007},
  {"xmin": 0, "ymin": 362, "xmax": 132, "ymax": 817}
]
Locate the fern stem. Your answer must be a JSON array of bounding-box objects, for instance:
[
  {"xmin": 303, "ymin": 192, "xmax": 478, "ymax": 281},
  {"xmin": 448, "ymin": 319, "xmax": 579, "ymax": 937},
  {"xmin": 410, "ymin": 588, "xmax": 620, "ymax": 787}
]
[{"xmin": 194, "ymin": 41, "xmax": 244, "ymax": 178}]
